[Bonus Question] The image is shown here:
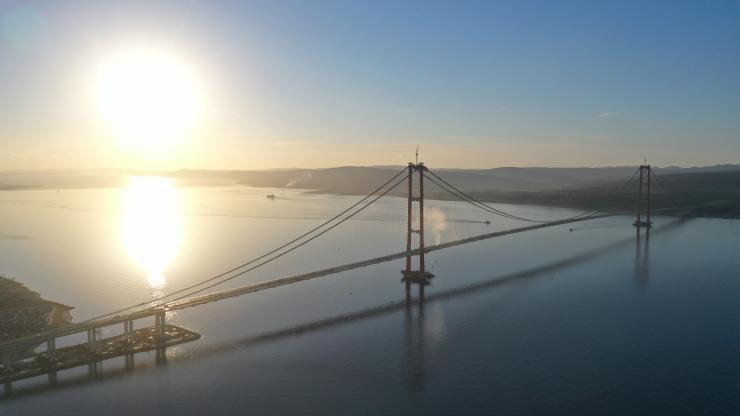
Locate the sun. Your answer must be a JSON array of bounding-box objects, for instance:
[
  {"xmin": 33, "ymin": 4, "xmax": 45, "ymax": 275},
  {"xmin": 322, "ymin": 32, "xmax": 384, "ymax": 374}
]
[{"xmin": 96, "ymin": 49, "xmax": 200, "ymax": 152}]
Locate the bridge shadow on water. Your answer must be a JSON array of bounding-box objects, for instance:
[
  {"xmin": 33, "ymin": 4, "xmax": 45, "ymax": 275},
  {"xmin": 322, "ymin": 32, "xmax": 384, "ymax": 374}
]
[
  {"xmin": 1, "ymin": 218, "xmax": 686, "ymax": 401},
  {"xmin": 634, "ymin": 229, "xmax": 651, "ymax": 287}
]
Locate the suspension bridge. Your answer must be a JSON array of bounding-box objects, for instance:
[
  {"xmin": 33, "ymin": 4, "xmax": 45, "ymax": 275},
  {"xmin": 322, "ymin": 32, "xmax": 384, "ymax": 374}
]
[{"xmin": 0, "ymin": 162, "xmax": 685, "ymax": 387}]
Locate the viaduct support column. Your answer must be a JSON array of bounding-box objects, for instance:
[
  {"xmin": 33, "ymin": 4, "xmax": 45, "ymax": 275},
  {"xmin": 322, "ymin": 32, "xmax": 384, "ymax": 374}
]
[
  {"xmin": 123, "ymin": 319, "xmax": 134, "ymax": 344},
  {"xmin": 47, "ymin": 338, "xmax": 56, "ymax": 360},
  {"xmin": 87, "ymin": 328, "xmax": 97, "ymax": 352},
  {"xmin": 155, "ymin": 310, "xmax": 166, "ymax": 338}
]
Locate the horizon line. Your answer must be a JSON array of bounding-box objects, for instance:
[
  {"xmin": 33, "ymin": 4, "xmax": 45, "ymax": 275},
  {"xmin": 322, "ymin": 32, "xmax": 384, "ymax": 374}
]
[{"xmin": 2, "ymin": 162, "xmax": 740, "ymax": 174}]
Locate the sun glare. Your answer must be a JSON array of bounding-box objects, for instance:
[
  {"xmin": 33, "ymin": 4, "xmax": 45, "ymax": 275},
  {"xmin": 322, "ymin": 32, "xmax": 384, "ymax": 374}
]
[
  {"xmin": 122, "ymin": 176, "xmax": 182, "ymax": 288},
  {"xmin": 96, "ymin": 50, "xmax": 200, "ymax": 152}
]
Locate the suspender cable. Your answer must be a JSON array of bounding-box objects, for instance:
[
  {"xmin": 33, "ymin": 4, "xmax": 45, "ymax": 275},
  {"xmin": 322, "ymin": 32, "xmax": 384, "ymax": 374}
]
[
  {"xmin": 83, "ymin": 167, "xmax": 408, "ymax": 322},
  {"xmin": 165, "ymin": 174, "xmax": 408, "ymax": 304},
  {"xmin": 426, "ymin": 168, "xmax": 643, "ymax": 224}
]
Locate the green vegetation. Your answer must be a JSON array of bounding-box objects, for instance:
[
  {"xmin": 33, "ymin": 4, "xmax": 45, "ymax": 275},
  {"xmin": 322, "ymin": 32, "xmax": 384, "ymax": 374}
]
[{"xmin": 0, "ymin": 276, "xmax": 73, "ymax": 342}]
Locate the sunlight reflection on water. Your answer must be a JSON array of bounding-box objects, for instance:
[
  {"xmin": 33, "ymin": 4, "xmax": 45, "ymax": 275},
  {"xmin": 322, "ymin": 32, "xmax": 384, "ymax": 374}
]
[
  {"xmin": 1, "ymin": 186, "xmax": 739, "ymax": 414},
  {"xmin": 121, "ymin": 176, "xmax": 182, "ymax": 289}
]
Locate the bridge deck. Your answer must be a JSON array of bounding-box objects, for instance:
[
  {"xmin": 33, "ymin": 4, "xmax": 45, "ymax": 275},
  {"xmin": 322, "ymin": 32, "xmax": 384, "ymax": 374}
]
[
  {"xmin": 165, "ymin": 212, "xmax": 621, "ymax": 311},
  {"xmin": 0, "ymin": 324, "xmax": 200, "ymax": 384},
  {"xmin": 3, "ymin": 209, "xmax": 681, "ymax": 356}
]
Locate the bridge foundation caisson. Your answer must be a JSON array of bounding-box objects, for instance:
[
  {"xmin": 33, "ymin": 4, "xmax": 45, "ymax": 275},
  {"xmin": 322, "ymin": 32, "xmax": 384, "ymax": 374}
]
[
  {"xmin": 402, "ymin": 162, "xmax": 434, "ymax": 301},
  {"xmin": 633, "ymin": 164, "xmax": 653, "ymax": 230}
]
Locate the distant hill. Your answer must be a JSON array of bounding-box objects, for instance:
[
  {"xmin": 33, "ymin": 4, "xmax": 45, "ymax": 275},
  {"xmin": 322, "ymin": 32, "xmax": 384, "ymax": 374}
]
[
  {"xmin": 2, "ymin": 164, "xmax": 740, "ymax": 193},
  {"xmin": 455, "ymin": 170, "xmax": 740, "ymax": 218},
  {"xmin": 177, "ymin": 164, "xmax": 740, "ymax": 194},
  {"xmin": 1, "ymin": 164, "xmax": 739, "ymax": 217}
]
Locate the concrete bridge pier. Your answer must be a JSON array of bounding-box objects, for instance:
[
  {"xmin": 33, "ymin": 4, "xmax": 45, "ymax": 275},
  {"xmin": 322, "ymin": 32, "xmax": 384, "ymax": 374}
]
[
  {"xmin": 46, "ymin": 337, "xmax": 56, "ymax": 360},
  {"xmin": 124, "ymin": 352, "xmax": 135, "ymax": 371},
  {"xmin": 123, "ymin": 319, "xmax": 134, "ymax": 344},
  {"xmin": 154, "ymin": 309, "xmax": 166, "ymax": 338},
  {"xmin": 155, "ymin": 347, "xmax": 167, "ymax": 365},
  {"xmin": 87, "ymin": 362, "xmax": 98, "ymax": 379},
  {"xmin": 46, "ymin": 337, "xmax": 59, "ymax": 385},
  {"xmin": 124, "ymin": 318, "xmax": 135, "ymax": 370},
  {"xmin": 154, "ymin": 309, "xmax": 168, "ymax": 364},
  {"xmin": 87, "ymin": 328, "xmax": 97, "ymax": 352},
  {"xmin": 86, "ymin": 327, "xmax": 101, "ymax": 378},
  {"xmin": 1, "ymin": 351, "xmax": 11, "ymax": 371},
  {"xmin": 48, "ymin": 371, "xmax": 57, "ymax": 386}
]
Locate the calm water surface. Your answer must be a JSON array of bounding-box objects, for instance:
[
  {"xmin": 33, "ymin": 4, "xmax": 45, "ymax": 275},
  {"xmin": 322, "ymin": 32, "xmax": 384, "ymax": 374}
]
[{"xmin": 1, "ymin": 179, "xmax": 739, "ymax": 414}]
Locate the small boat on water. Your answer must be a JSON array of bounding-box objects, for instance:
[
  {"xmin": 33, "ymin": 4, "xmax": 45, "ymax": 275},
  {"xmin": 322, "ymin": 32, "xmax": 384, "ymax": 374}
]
[{"xmin": 266, "ymin": 194, "xmax": 276, "ymax": 199}]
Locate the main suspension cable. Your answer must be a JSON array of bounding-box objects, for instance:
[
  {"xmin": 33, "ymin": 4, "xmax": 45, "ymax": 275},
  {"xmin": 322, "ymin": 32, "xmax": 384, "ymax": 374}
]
[
  {"xmin": 426, "ymin": 169, "xmax": 601, "ymax": 223},
  {"xmin": 83, "ymin": 167, "xmax": 408, "ymax": 322},
  {"xmin": 424, "ymin": 174, "xmax": 539, "ymax": 222},
  {"xmin": 165, "ymin": 174, "xmax": 409, "ymax": 305}
]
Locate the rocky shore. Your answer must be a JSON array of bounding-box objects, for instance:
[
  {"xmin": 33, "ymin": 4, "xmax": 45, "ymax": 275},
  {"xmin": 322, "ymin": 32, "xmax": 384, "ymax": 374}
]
[{"xmin": 0, "ymin": 276, "xmax": 73, "ymax": 342}]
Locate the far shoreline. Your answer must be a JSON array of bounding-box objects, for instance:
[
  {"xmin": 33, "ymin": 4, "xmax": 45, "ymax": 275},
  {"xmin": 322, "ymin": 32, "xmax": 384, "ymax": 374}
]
[{"xmin": 2, "ymin": 182, "xmax": 738, "ymax": 220}]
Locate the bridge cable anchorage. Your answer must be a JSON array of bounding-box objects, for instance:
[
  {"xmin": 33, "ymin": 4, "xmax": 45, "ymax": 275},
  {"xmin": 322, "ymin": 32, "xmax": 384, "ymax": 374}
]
[
  {"xmin": 425, "ymin": 169, "xmax": 602, "ymax": 223},
  {"xmin": 83, "ymin": 167, "xmax": 409, "ymax": 323},
  {"xmin": 164, "ymin": 174, "xmax": 408, "ymax": 304}
]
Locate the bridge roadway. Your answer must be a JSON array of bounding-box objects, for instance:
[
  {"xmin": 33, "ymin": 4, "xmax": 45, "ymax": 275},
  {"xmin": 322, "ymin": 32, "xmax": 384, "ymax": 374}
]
[
  {"xmin": 168, "ymin": 207, "xmax": 687, "ymax": 311},
  {"xmin": 165, "ymin": 212, "xmax": 620, "ymax": 310},
  {"xmin": 2, "ymin": 208, "xmax": 664, "ymax": 360}
]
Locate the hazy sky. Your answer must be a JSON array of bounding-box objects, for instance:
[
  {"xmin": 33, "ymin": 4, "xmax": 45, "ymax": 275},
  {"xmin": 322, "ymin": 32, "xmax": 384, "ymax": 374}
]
[{"xmin": 1, "ymin": 0, "xmax": 738, "ymax": 170}]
